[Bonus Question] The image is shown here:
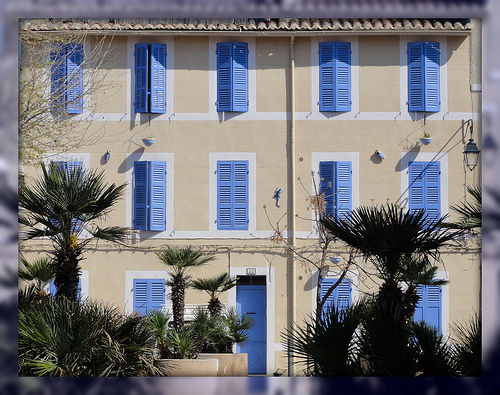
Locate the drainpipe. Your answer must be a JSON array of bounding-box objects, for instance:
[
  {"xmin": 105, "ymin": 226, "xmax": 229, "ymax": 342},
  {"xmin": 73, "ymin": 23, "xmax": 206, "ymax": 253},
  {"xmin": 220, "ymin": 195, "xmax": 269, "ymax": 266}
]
[{"xmin": 287, "ymin": 35, "xmax": 297, "ymax": 377}]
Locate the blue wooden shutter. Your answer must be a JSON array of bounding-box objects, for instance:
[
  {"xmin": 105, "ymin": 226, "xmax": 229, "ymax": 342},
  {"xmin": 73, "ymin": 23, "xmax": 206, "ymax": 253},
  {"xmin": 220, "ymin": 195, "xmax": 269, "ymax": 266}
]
[
  {"xmin": 217, "ymin": 43, "xmax": 232, "ymax": 112},
  {"xmin": 149, "ymin": 161, "xmax": 166, "ymax": 231},
  {"xmin": 319, "ymin": 42, "xmax": 335, "ymax": 111},
  {"xmin": 408, "ymin": 42, "xmax": 425, "ymax": 111},
  {"xmin": 66, "ymin": 44, "xmax": 83, "ymax": 114},
  {"xmin": 134, "ymin": 161, "xmax": 148, "ymax": 230},
  {"xmin": 217, "ymin": 161, "xmax": 233, "ymax": 230},
  {"xmin": 409, "ymin": 161, "xmax": 440, "ymax": 221},
  {"xmin": 67, "ymin": 161, "xmax": 83, "ymax": 232},
  {"xmin": 134, "ymin": 279, "xmax": 165, "ymax": 314},
  {"xmin": 50, "ymin": 44, "xmax": 66, "ymax": 112},
  {"xmin": 424, "ymin": 161, "xmax": 441, "ymax": 222},
  {"xmin": 409, "ymin": 161, "xmax": 425, "ymax": 216},
  {"xmin": 335, "ymin": 42, "xmax": 351, "ymax": 111},
  {"xmin": 424, "ymin": 42, "xmax": 440, "ymax": 112},
  {"xmin": 135, "ymin": 43, "xmax": 148, "ymax": 113},
  {"xmin": 319, "ymin": 161, "xmax": 334, "ymax": 217},
  {"xmin": 233, "ymin": 161, "xmax": 249, "ymax": 230},
  {"xmin": 321, "ymin": 277, "xmax": 351, "ymax": 314},
  {"xmin": 150, "ymin": 43, "xmax": 166, "ymax": 113},
  {"xmin": 49, "ymin": 279, "xmax": 57, "ymax": 297},
  {"xmin": 232, "ymin": 43, "xmax": 248, "ymax": 112},
  {"xmin": 414, "ymin": 284, "xmax": 442, "ymax": 331},
  {"xmin": 133, "ymin": 279, "xmax": 149, "ymax": 314},
  {"xmin": 67, "ymin": 161, "xmax": 83, "ymax": 179},
  {"xmin": 335, "ymin": 161, "xmax": 352, "ymax": 220},
  {"xmin": 426, "ymin": 285, "xmax": 442, "ymax": 331},
  {"xmin": 150, "ymin": 279, "xmax": 166, "ymax": 311},
  {"xmin": 77, "ymin": 278, "xmax": 82, "ymax": 300}
]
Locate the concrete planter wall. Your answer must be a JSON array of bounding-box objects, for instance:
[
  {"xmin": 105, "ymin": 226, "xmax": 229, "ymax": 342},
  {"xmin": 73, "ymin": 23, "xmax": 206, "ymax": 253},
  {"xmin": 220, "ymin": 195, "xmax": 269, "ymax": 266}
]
[
  {"xmin": 198, "ymin": 353, "xmax": 248, "ymax": 376},
  {"xmin": 160, "ymin": 358, "xmax": 218, "ymax": 377}
]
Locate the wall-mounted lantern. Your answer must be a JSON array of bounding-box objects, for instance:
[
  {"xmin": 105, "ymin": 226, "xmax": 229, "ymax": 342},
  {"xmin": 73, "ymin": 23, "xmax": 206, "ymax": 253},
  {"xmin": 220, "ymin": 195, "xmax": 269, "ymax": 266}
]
[
  {"xmin": 104, "ymin": 150, "xmax": 111, "ymax": 163},
  {"xmin": 462, "ymin": 119, "xmax": 481, "ymax": 171}
]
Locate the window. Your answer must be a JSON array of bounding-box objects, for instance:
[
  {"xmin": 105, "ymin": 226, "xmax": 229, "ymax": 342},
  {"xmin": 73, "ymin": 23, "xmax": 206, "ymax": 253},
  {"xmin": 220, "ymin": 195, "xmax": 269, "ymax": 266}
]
[
  {"xmin": 51, "ymin": 160, "xmax": 82, "ymax": 175},
  {"xmin": 133, "ymin": 161, "xmax": 166, "ymax": 231},
  {"xmin": 407, "ymin": 42, "xmax": 440, "ymax": 112},
  {"xmin": 133, "ymin": 279, "xmax": 165, "ymax": 315},
  {"xmin": 134, "ymin": 43, "xmax": 166, "ymax": 114},
  {"xmin": 217, "ymin": 42, "xmax": 248, "ymax": 112},
  {"xmin": 319, "ymin": 42, "xmax": 351, "ymax": 112},
  {"xmin": 414, "ymin": 284, "xmax": 442, "ymax": 332},
  {"xmin": 49, "ymin": 278, "xmax": 82, "ymax": 300},
  {"xmin": 408, "ymin": 161, "xmax": 440, "ymax": 221},
  {"xmin": 50, "ymin": 160, "xmax": 83, "ymax": 232},
  {"xmin": 321, "ymin": 277, "xmax": 351, "ymax": 313},
  {"xmin": 217, "ymin": 160, "xmax": 248, "ymax": 230},
  {"xmin": 51, "ymin": 43, "xmax": 84, "ymax": 114},
  {"xmin": 319, "ymin": 161, "xmax": 352, "ymax": 219}
]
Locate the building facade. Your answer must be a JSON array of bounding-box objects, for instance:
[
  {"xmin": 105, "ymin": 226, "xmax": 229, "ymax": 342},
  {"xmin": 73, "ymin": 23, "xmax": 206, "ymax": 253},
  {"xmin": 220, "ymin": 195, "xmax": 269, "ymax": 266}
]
[{"xmin": 20, "ymin": 18, "xmax": 481, "ymax": 375}]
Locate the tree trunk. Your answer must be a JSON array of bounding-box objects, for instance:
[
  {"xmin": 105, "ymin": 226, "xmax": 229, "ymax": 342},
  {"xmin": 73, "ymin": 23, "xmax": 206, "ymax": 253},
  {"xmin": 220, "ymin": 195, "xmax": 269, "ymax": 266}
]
[
  {"xmin": 171, "ymin": 277, "xmax": 186, "ymax": 332},
  {"xmin": 53, "ymin": 247, "xmax": 81, "ymax": 302}
]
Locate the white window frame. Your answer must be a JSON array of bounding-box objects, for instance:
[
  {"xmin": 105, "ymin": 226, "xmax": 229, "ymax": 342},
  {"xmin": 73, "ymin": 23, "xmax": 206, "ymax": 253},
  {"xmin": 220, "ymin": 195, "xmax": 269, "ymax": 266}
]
[
  {"xmin": 208, "ymin": 36, "xmax": 256, "ymax": 119},
  {"xmin": 125, "ymin": 152, "xmax": 175, "ymax": 238},
  {"xmin": 310, "ymin": 36, "xmax": 359, "ymax": 120},
  {"xmin": 127, "ymin": 36, "xmax": 175, "ymax": 121},
  {"xmin": 399, "ymin": 151, "xmax": 448, "ymax": 217},
  {"xmin": 399, "ymin": 36, "xmax": 448, "ymax": 121},
  {"xmin": 209, "ymin": 152, "xmax": 256, "ymax": 238},
  {"xmin": 311, "ymin": 269, "xmax": 360, "ymax": 313},
  {"xmin": 306, "ymin": 152, "xmax": 360, "ymax": 238},
  {"xmin": 125, "ymin": 270, "xmax": 172, "ymax": 315},
  {"xmin": 42, "ymin": 153, "xmax": 91, "ymax": 170}
]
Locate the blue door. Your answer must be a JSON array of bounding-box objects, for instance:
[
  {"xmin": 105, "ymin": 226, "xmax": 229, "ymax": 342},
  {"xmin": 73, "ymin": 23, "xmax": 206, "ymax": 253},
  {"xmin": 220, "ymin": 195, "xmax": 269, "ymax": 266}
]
[{"xmin": 236, "ymin": 282, "xmax": 266, "ymax": 374}]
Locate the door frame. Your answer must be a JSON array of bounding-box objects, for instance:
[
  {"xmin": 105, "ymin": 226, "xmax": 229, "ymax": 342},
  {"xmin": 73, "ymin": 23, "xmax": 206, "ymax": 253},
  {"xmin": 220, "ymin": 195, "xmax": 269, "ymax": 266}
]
[{"xmin": 228, "ymin": 266, "xmax": 275, "ymax": 376}]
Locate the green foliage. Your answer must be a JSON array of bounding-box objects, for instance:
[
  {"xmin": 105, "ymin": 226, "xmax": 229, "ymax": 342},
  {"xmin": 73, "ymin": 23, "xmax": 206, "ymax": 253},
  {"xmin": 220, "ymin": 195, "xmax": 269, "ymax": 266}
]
[
  {"xmin": 144, "ymin": 310, "xmax": 172, "ymax": 359},
  {"xmin": 19, "ymin": 163, "xmax": 130, "ymax": 301},
  {"xmin": 18, "ymin": 297, "xmax": 167, "ymax": 377},
  {"xmin": 192, "ymin": 273, "xmax": 237, "ymax": 317},
  {"xmin": 444, "ymin": 185, "xmax": 482, "ymax": 231},
  {"xmin": 282, "ymin": 300, "xmax": 366, "ymax": 376},
  {"xmin": 411, "ymin": 321, "xmax": 456, "ymax": 376},
  {"xmin": 18, "ymin": 255, "xmax": 55, "ymax": 297},
  {"xmin": 450, "ymin": 313, "xmax": 481, "ymax": 376},
  {"xmin": 321, "ymin": 204, "xmax": 461, "ymax": 284},
  {"xmin": 279, "ymin": 203, "xmax": 481, "ymax": 376},
  {"xmin": 156, "ymin": 246, "xmax": 215, "ymax": 331},
  {"xmin": 144, "ymin": 306, "xmax": 252, "ymax": 359}
]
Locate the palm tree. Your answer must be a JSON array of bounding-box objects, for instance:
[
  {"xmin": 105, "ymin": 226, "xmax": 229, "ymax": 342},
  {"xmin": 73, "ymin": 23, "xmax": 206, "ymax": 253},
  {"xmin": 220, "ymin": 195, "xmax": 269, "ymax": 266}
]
[
  {"xmin": 156, "ymin": 246, "xmax": 215, "ymax": 331},
  {"xmin": 444, "ymin": 185, "xmax": 481, "ymax": 231},
  {"xmin": 192, "ymin": 273, "xmax": 237, "ymax": 317},
  {"xmin": 19, "ymin": 163, "xmax": 130, "ymax": 302},
  {"xmin": 321, "ymin": 204, "xmax": 462, "ymax": 375},
  {"xmin": 322, "ymin": 204, "xmax": 460, "ymax": 321},
  {"xmin": 18, "ymin": 255, "xmax": 55, "ymax": 300}
]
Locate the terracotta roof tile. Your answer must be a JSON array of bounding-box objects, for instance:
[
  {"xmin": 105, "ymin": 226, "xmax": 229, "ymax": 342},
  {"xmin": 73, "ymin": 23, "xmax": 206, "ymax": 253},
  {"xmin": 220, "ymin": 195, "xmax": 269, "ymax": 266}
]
[{"xmin": 20, "ymin": 18, "xmax": 473, "ymax": 32}]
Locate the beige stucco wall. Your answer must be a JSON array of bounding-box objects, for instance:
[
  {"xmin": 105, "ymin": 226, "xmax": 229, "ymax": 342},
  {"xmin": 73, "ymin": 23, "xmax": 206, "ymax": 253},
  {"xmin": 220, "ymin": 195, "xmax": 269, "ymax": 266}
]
[
  {"xmin": 174, "ymin": 36, "xmax": 210, "ymax": 113},
  {"xmin": 359, "ymin": 35, "xmax": 400, "ymax": 112}
]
